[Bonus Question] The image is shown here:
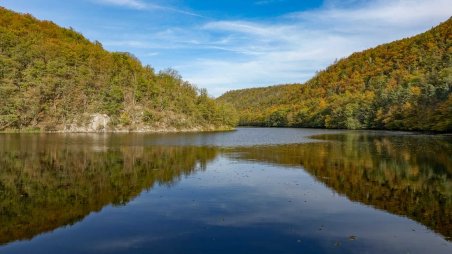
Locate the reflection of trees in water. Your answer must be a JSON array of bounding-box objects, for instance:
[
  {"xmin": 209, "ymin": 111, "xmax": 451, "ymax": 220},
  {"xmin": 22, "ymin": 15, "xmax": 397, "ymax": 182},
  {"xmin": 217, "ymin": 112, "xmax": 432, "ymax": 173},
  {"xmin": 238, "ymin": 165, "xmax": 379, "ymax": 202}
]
[
  {"xmin": 229, "ymin": 133, "xmax": 452, "ymax": 239},
  {"xmin": 0, "ymin": 136, "xmax": 218, "ymax": 245},
  {"xmin": 0, "ymin": 133, "xmax": 450, "ymax": 245}
]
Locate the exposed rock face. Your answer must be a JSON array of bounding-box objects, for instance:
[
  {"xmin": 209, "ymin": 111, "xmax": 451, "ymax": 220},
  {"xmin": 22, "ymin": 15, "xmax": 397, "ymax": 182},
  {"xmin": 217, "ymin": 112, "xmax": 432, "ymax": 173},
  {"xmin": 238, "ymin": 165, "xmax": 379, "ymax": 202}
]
[
  {"xmin": 65, "ymin": 114, "xmax": 111, "ymax": 132},
  {"xmin": 89, "ymin": 114, "xmax": 110, "ymax": 131},
  {"xmin": 58, "ymin": 113, "xmax": 231, "ymax": 133}
]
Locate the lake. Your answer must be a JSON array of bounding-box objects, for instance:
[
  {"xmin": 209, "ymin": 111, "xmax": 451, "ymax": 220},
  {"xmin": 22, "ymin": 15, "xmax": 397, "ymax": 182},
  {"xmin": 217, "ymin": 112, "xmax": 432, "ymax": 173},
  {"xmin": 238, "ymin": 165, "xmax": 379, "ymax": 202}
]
[{"xmin": 0, "ymin": 128, "xmax": 451, "ymax": 254}]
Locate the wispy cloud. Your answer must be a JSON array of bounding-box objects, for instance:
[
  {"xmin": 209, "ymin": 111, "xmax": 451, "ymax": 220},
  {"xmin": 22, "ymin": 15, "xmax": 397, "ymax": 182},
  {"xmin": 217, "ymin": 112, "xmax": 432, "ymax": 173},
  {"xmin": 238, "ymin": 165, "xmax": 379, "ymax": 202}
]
[
  {"xmin": 96, "ymin": 0, "xmax": 147, "ymax": 9},
  {"xmin": 295, "ymin": 0, "xmax": 452, "ymax": 29},
  {"xmin": 254, "ymin": 0, "xmax": 287, "ymax": 5},
  {"xmin": 93, "ymin": 0, "xmax": 204, "ymax": 17}
]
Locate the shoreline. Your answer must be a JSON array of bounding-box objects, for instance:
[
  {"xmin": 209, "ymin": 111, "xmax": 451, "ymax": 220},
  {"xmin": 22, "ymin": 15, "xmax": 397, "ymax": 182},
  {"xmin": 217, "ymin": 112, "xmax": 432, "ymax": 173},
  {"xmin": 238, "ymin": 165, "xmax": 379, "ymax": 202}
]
[
  {"xmin": 1, "ymin": 127, "xmax": 450, "ymax": 135},
  {"xmin": 0, "ymin": 127, "xmax": 236, "ymax": 134},
  {"xmin": 234, "ymin": 126, "xmax": 451, "ymax": 134}
]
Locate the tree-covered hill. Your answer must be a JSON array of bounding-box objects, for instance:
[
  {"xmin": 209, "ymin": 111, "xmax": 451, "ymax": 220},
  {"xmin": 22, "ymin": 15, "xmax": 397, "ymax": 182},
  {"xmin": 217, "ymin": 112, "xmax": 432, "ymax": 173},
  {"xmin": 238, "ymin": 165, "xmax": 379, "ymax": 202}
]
[
  {"xmin": 218, "ymin": 18, "xmax": 452, "ymax": 131},
  {"xmin": 217, "ymin": 84, "xmax": 302, "ymax": 126},
  {"xmin": 0, "ymin": 7, "xmax": 238, "ymax": 132}
]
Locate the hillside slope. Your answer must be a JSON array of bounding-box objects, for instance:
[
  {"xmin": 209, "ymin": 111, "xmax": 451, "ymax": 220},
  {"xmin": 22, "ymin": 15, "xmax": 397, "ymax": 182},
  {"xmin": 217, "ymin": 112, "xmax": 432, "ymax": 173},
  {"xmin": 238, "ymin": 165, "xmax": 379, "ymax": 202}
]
[
  {"xmin": 0, "ymin": 8, "xmax": 237, "ymax": 132},
  {"xmin": 217, "ymin": 84, "xmax": 301, "ymax": 126},
  {"xmin": 218, "ymin": 18, "xmax": 452, "ymax": 131}
]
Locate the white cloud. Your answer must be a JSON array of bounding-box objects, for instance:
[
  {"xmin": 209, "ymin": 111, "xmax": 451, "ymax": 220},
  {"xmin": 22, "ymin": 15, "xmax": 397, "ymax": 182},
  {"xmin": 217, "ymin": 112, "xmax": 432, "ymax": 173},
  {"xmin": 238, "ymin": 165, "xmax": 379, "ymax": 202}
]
[
  {"xmin": 93, "ymin": 0, "xmax": 203, "ymax": 17},
  {"xmin": 294, "ymin": 0, "xmax": 452, "ymax": 30}
]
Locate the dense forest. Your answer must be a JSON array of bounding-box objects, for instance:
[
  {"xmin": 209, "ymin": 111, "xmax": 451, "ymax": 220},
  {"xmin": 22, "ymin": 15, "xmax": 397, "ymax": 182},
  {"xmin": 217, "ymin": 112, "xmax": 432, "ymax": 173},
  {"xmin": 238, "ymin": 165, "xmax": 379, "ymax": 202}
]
[
  {"xmin": 218, "ymin": 18, "xmax": 452, "ymax": 131},
  {"xmin": 0, "ymin": 7, "xmax": 238, "ymax": 132}
]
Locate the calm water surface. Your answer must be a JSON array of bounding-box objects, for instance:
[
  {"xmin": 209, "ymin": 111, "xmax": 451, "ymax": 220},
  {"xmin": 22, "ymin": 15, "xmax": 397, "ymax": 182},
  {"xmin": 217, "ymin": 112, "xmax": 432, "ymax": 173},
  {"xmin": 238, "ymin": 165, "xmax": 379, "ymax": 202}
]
[{"xmin": 0, "ymin": 128, "xmax": 450, "ymax": 253}]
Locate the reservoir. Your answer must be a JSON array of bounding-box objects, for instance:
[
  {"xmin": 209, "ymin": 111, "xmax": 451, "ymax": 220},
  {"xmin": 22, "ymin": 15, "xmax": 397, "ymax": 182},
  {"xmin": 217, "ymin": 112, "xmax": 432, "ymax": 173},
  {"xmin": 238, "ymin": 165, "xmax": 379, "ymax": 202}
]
[{"xmin": 0, "ymin": 128, "xmax": 450, "ymax": 253}]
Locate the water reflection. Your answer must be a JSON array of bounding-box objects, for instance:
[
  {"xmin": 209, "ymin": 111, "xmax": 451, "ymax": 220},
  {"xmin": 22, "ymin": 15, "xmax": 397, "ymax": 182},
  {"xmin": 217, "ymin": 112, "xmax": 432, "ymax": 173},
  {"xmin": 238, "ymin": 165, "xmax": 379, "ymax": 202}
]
[
  {"xmin": 0, "ymin": 130, "xmax": 450, "ymax": 251},
  {"xmin": 229, "ymin": 132, "xmax": 452, "ymax": 238},
  {"xmin": 0, "ymin": 134, "xmax": 217, "ymax": 245}
]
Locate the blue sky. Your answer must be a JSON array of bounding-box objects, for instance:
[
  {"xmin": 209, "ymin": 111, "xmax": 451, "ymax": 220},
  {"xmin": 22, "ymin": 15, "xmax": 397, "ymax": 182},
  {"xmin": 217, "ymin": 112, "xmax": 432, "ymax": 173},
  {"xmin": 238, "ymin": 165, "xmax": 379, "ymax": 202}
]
[{"xmin": 1, "ymin": 0, "xmax": 451, "ymax": 96}]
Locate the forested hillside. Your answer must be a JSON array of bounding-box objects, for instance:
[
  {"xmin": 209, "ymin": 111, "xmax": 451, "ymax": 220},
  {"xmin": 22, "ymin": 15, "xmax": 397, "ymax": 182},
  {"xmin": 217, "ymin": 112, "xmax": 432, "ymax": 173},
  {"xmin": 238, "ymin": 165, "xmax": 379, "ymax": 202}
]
[
  {"xmin": 218, "ymin": 84, "xmax": 301, "ymax": 126},
  {"xmin": 218, "ymin": 18, "xmax": 452, "ymax": 131},
  {"xmin": 0, "ymin": 8, "xmax": 237, "ymax": 132}
]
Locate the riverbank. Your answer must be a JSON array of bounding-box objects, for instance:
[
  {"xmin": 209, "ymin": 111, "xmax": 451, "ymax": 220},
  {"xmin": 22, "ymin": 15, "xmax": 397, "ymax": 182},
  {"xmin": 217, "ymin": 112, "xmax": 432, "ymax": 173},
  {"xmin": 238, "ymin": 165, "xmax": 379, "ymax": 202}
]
[{"xmin": 0, "ymin": 126, "xmax": 235, "ymax": 134}]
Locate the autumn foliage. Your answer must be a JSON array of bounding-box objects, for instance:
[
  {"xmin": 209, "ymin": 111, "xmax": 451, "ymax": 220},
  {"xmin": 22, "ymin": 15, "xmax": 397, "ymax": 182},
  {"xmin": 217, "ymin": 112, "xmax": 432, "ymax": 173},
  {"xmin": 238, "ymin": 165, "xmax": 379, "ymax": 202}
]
[
  {"xmin": 0, "ymin": 8, "xmax": 238, "ymax": 132},
  {"xmin": 218, "ymin": 18, "xmax": 452, "ymax": 131}
]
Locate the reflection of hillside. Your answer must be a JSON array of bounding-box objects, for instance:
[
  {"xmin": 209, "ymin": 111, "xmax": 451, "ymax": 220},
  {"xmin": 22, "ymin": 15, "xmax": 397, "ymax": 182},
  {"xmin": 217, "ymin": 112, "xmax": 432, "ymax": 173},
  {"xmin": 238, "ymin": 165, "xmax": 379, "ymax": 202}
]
[
  {"xmin": 229, "ymin": 133, "xmax": 452, "ymax": 239},
  {"xmin": 0, "ymin": 133, "xmax": 450, "ymax": 246},
  {"xmin": 0, "ymin": 136, "xmax": 218, "ymax": 245}
]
